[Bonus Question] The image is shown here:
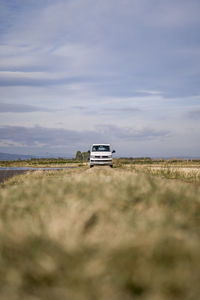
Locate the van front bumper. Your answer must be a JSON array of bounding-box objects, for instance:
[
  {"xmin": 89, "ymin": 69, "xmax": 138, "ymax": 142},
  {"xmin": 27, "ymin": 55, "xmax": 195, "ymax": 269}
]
[{"xmin": 90, "ymin": 159, "xmax": 113, "ymax": 165}]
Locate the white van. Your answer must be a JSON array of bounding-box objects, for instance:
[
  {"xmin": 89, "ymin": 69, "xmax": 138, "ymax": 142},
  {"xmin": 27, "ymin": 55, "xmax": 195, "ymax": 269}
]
[{"xmin": 89, "ymin": 144, "xmax": 116, "ymax": 168}]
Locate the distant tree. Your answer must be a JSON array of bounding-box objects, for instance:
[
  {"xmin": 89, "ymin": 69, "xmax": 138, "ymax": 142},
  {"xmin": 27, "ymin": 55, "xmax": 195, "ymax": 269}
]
[
  {"xmin": 82, "ymin": 151, "xmax": 90, "ymax": 161},
  {"xmin": 75, "ymin": 151, "xmax": 83, "ymax": 161},
  {"xmin": 75, "ymin": 151, "xmax": 90, "ymax": 161}
]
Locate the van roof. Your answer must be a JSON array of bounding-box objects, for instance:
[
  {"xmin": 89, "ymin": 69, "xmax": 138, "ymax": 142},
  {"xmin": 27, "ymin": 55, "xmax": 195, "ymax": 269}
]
[{"xmin": 92, "ymin": 144, "xmax": 110, "ymax": 146}]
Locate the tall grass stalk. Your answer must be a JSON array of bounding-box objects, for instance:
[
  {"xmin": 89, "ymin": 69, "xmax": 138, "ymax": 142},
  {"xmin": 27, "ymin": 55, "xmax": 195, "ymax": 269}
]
[{"xmin": 0, "ymin": 167, "xmax": 200, "ymax": 299}]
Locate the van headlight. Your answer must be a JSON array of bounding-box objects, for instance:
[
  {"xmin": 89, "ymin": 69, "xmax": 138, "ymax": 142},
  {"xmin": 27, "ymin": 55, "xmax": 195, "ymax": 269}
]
[
  {"xmin": 90, "ymin": 155, "xmax": 95, "ymax": 159},
  {"xmin": 108, "ymin": 155, "xmax": 112, "ymax": 158}
]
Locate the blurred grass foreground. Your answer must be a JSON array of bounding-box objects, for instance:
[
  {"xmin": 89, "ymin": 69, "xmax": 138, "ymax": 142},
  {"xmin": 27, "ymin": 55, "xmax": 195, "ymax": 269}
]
[{"xmin": 0, "ymin": 166, "xmax": 200, "ymax": 300}]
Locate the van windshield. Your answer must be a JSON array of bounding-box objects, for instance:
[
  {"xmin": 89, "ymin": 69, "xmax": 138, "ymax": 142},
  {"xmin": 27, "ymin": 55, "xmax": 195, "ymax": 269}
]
[{"xmin": 92, "ymin": 145, "xmax": 110, "ymax": 152}]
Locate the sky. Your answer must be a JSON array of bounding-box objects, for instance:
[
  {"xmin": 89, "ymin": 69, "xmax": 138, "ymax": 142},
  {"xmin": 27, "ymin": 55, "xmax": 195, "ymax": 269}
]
[{"xmin": 0, "ymin": 0, "xmax": 200, "ymax": 157}]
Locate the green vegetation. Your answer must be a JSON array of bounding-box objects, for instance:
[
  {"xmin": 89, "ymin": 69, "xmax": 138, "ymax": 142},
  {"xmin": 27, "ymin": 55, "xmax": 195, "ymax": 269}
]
[
  {"xmin": 1, "ymin": 157, "xmax": 200, "ymax": 168},
  {"xmin": 118, "ymin": 157, "xmax": 153, "ymax": 164},
  {"xmin": 75, "ymin": 150, "xmax": 90, "ymax": 162},
  {"xmin": 0, "ymin": 151, "xmax": 90, "ymax": 167},
  {"xmin": 0, "ymin": 158, "xmax": 80, "ymax": 168},
  {"xmin": 116, "ymin": 157, "xmax": 200, "ymax": 166},
  {"xmin": 0, "ymin": 166, "xmax": 200, "ymax": 299}
]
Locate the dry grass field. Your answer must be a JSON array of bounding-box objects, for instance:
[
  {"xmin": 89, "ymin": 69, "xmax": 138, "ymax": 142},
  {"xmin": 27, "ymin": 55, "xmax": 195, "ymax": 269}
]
[
  {"xmin": 131, "ymin": 165, "xmax": 200, "ymax": 184},
  {"xmin": 0, "ymin": 165, "xmax": 200, "ymax": 299}
]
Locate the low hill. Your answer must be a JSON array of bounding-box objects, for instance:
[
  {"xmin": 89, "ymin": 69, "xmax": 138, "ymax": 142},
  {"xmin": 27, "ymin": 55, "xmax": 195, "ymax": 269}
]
[{"xmin": 0, "ymin": 152, "xmax": 33, "ymax": 161}]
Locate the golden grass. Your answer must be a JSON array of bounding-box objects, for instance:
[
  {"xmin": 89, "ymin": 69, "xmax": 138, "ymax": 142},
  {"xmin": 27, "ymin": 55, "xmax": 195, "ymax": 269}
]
[
  {"xmin": 131, "ymin": 164, "xmax": 200, "ymax": 183},
  {"xmin": 0, "ymin": 166, "xmax": 200, "ymax": 299}
]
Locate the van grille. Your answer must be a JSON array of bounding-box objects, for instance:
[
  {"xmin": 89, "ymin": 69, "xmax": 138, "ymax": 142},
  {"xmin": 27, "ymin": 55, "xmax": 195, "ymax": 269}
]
[
  {"xmin": 92, "ymin": 160, "xmax": 112, "ymax": 163},
  {"xmin": 95, "ymin": 156, "xmax": 109, "ymax": 158}
]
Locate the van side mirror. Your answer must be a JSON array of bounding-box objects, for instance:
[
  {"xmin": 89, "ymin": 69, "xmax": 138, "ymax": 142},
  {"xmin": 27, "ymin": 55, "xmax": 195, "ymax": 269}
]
[
  {"xmin": 88, "ymin": 150, "xmax": 90, "ymax": 153},
  {"xmin": 112, "ymin": 150, "xmax": 116, "ymax": 153}
]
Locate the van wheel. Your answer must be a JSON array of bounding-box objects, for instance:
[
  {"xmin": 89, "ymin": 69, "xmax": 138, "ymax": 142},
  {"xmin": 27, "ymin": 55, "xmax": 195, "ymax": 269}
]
[
  {"xmin": 110, "ymin": 165, "xmax": 113, "ymax": 168},
  {"xmin": 90, "ymin": 165, "xmax": 94, "ymax": 168}
]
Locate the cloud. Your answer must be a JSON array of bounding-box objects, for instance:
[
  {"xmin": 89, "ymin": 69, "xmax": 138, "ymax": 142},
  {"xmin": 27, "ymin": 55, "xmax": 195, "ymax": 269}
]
[
  {"xmin": 1, "ymin": 124, "xmax": 199, "ymax": 157},
  {"xmin": 0, "ymin": 102, "xmax": 51, "ymax": 113},
  {"xmin": 186, "ymin": 110, "xmax": 200, "ymax": 120},
  {"xmin": 0, "ymin": 0, "xmax": 200, "ymax": 157},
  {"xmin": 72, "ymin": 105, "xmax": 141, "ymax": 116},
  {"xmin": 96, "ymin": 124, "xmax": 170, "ymax": 140},
  {"xmin": 137, "ymin": 90, "xmax": 162, "ymax": 95},
  {"xmin": 0, "ymin": 0, "xmax": 199, "ymax": 96},
  {"xmin": 0, "ymin": 124, "xmax": 170, "ymax": 150},
  {"xmin": 0, "ymin": 71, "xmax": 87, "ymax": 87},
  {"xmin": 0, "ymin": 126, "xmax": 99, "ymax": 148},
  {"xmin": 142, "ymin": 0, "xmax": 200, "ymax": 28}
]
